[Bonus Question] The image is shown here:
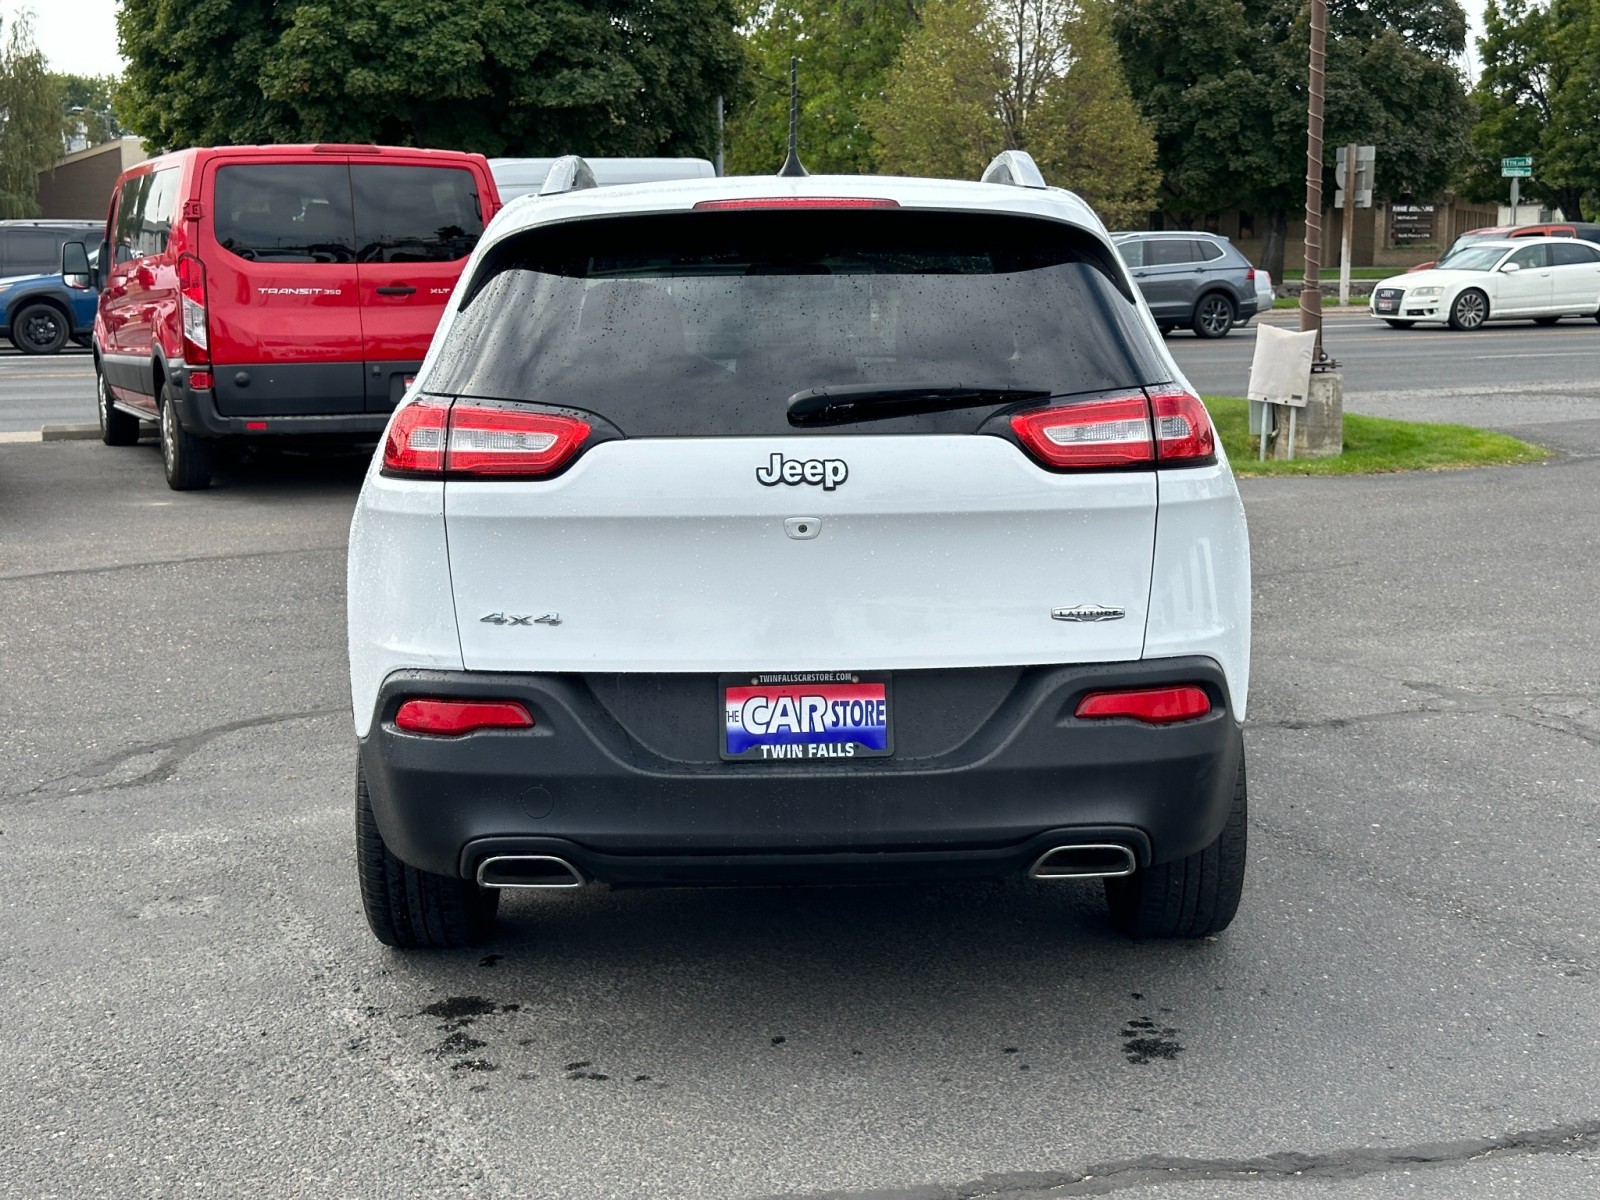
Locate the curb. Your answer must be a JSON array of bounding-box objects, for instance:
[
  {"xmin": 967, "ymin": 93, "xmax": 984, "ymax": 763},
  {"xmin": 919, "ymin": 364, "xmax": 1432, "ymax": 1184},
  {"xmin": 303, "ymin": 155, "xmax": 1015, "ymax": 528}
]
[
  {"xmin": 0, "ymin": 430, "xmax": 41, "ymax": 444},
  {"xmin": 41, "ymin": 423, "xmax": 101, "ymax": 441}
]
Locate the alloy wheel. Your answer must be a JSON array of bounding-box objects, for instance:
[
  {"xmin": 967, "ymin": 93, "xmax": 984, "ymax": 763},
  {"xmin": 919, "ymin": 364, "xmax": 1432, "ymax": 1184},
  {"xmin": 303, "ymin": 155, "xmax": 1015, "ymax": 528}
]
[{"xmin": 1452, "ymin": 290, "xmax": 1487, "ymax": 330}]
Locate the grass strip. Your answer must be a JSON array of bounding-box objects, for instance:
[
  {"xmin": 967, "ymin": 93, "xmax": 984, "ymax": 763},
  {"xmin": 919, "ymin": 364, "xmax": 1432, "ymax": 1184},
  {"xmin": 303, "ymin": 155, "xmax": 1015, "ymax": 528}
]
[{"xmin": 1205, "ymin": 396, "xmax": 1548, "ymax": 477}]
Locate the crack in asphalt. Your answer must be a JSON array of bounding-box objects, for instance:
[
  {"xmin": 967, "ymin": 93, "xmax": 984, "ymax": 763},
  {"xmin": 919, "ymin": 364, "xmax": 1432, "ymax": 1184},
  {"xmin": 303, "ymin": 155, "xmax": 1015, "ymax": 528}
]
[
  {"xmin": 4, "ymin": 707, "xmax": 345, "ymax": 803},
  {"xmin": 0, "ymin": 543, "xmax": 344, "ymax": 585},
  {"xmin": 765, "ymin": 1120, "xmax": 1600, "ymax": 1198}
]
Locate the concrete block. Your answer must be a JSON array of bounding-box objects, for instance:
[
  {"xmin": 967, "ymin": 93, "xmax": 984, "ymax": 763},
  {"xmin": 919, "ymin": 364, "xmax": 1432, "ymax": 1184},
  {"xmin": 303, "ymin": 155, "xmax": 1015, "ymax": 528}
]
[
  {"xmin": 1272, "ymin": 371, "xmax": 1343, "ymax": 460},
  {"xmin": 40, "ymin": 424, "xmax": 101, "ymax": 441}
]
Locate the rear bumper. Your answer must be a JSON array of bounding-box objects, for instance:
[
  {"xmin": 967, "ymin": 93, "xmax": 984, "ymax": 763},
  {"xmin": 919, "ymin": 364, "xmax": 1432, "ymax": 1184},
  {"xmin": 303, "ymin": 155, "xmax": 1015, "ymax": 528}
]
[
  {"xmin": 167, "ymin": 361, "xmax": 407, "ymax": 438},
  {"xmin": 358, "ymin": 657, "xmax": 1244, "ymax": 884}
]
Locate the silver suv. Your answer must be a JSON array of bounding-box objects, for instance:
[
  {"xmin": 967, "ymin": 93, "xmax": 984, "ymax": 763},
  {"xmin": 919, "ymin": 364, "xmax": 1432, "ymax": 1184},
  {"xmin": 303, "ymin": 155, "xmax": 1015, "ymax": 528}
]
[{"xmin": 1112, "ymin": 231, "xmax": 1260, "ymax": 338}]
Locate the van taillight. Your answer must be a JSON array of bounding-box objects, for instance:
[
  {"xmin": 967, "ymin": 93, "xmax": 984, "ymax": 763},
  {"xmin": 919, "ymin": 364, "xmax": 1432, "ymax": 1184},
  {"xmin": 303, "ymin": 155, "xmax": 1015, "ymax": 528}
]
[
  {"xmin": 1009, "ymin": 389, "xmax": 1215, "ymax": 470},
  {"xmin": 177, "ymin": 254, "xmax": 209, "ymax": 365},
  {"xmin": 382, "ymin": 398, "xmax": 591, "ymax": 479}
]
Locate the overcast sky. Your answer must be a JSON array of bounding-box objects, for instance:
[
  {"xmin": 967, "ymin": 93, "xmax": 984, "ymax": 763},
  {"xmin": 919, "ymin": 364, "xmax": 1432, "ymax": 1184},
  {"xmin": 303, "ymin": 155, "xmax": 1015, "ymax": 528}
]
[{"xmin": 9, "ymin": 0, "xmax": 1490, "ymax": 85}]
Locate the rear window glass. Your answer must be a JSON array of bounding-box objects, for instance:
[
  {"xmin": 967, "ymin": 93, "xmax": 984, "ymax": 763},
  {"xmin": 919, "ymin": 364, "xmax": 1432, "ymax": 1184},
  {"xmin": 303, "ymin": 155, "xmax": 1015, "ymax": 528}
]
[
  {"xmin": 215, "ymin": 164, "xmax": 356, "ymax": 263},
  {"xmin": 427, "ymin": 210, "xmax": 1168, "ymax": 437},
  {"xmin": 351, "ymin": 165, "xmax": 483, "ymax": 263},
  {"xmin": 1551, "ymin": 242, "xmax": 1599, "ymax": 265}
]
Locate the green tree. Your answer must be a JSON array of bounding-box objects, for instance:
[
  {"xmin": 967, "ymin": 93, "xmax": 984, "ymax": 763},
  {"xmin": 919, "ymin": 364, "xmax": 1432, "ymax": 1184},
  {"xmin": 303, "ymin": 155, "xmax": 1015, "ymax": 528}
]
[
  {"xmin": 117, "ymin": 0, "xmax": 743, "ymax": 158},
  {"xmin": 868, "ymin": 0, "xmax": 1158, "ymax": 225},
  {"xmin": 55, "ymin": 73, "xmax": 124, "ymax": 148},
  {"xmin": 1112, "ymin": 0, "xmax": 1472, "ymax": 276},
  {"xmin": 0, "ymin": 12, "xmax": 64, "ymax": 218},
  {"xmin": 1465, "ymin": 0, "xmax": 1600, "ymax": 220},
  {"xmin": 727, "ymin": 0, "xmax": 922, "ymax": 175}
]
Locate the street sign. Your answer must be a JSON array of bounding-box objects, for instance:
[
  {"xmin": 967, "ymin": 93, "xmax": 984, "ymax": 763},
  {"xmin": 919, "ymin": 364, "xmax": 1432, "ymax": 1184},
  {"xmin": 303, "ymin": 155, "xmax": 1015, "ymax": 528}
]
[{"xmin": 1502, "ymin": 156, "xmax": 1533, "ymax": 177}]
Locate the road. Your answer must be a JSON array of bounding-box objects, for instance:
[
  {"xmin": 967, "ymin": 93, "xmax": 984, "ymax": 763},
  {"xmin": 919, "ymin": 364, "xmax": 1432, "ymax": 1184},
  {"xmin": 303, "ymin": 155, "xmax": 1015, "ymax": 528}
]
[
  {"xmin": 2, "ymin": 317, "xmax": 1598, "ymax": 433},
  {"xmin": 2, "ymin": 390, "xmax": 1599, "ymax": 1196}
]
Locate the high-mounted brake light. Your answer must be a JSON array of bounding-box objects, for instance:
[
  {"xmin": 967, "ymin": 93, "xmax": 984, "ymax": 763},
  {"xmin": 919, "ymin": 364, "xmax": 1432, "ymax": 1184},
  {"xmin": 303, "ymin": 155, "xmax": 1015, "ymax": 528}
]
[
  {"xmin": 1075, "ymin": 686, "xmax": 1211, "ymax": 724},
  {"xmin": 381, "ymin": 398, "xmax": 591, "ymax": 478},
  {"xmin": 1148, "ymin": 388, "xmax": 1216, "ymax": 462},
  {"xmin": 177, "ymin": 253, "xmax": 209, "ymax": 366},
  {"xmin": 692, "ymin": 197, "xmax": 900, "ymax": 210},
  {"xmin": 1010, "ymin": 394, "xmax": 1153, "ymax": 468},
  {"xmin": 395, "ymin": 699, "xmax": 534, "ymax": 736}
]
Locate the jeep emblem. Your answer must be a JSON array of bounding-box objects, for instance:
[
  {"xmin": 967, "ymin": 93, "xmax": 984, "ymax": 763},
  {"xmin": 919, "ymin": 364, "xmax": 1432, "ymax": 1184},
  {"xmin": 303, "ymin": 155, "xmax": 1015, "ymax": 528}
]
[{"xmin": 756, "ymin": 452, "xmax": 848, "ymax": 491}]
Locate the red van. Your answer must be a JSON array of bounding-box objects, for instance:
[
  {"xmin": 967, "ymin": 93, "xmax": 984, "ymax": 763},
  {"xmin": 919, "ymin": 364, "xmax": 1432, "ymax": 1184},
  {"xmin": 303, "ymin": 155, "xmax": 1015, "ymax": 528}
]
[{"xmin": 67, "ymin": 144, "xmax": 501, "ymax": 489}]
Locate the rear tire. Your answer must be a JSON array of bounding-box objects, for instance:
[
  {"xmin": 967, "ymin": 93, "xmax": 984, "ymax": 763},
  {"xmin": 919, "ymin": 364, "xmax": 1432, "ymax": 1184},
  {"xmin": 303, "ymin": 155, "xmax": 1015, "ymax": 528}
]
[
  {"xmin": 97, "ymin": 366, "xmax": 139, "ymax": 446},
  {"xmin": 1105, "ymin": 752, "xmax": 1247, "ymax": 939},
  {"xmin": 159, "ymin": 383, "xmax": 213, "ymax": 490},
  {"xmin": 11, "ymin": 302, "xmax": 69, "ymax": 354},
  {"xmin": 1383, "ymin": 319, "xmax": 1415, "ymax": 329},
  {"xmin": 357, "ymin": 763, "xmax": 499, "ymax": 949},
  {"xmin": 1191, "ymin": 293, "xmax": 1235, "ymax": 338}
]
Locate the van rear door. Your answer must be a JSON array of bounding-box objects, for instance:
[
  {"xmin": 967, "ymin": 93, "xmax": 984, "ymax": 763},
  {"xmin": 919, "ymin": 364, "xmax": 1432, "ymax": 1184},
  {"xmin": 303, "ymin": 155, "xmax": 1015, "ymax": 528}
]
[
  {"xmin": 350, "ymin": 157, "xmax": 494, "ymax": 413},
  {"xmin": 203, "ymin": 156, "xmax": 366, "ymax": 417}
]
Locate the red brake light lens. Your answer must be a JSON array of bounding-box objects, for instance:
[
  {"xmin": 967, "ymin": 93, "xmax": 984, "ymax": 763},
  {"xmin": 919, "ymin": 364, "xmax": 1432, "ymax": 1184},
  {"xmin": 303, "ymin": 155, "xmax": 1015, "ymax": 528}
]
[
  {"xmin": 383, "ymin": 396, "xmax": 450, "ymax": 474},
  {"xmin": 692, "ymin": 197, "xmax": 900, "ymax": 210},
  {"xmin": 394, "ymin": 699, "xmax": 534, "ymax": 736},
  {"xmin": 1010, "ymin": 394, "xmax": 1153, "ymax": 468},
  {"xmin": 1149, "ymin": 388, "xmax": 1216, "ymax": 462},
  {"xmin": 382, "ymin": 398, "xmax": 592, "ymax": 478},
  {"xmin": 1075, "ymin": 686, "xmax": 1211, "ymax": 724},
  {"xmin": 445, "ymin": 403, "xmax": 592, "ymax": 477},
  {"xmin": 177, "ymin": 253, "xmax": 209, "ymax": 365}
]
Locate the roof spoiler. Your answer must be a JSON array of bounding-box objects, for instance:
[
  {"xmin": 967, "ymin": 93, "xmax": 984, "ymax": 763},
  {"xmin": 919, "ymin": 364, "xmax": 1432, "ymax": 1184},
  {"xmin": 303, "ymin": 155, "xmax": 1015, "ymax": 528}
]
[
  {"xmin": 980, "ymin": 151, "xmax": 1048, "ymax": 190},
  {"xmin": 539, "ymin": 155, "xmax": 599, "ymax": 197}
]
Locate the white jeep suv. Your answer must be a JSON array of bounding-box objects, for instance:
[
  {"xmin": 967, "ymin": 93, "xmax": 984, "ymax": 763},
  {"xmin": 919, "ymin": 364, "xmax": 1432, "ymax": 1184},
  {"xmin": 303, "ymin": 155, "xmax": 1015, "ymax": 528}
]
[{"xmin": 347, "ymin": 152, "xmax": 1252, "ymax": 949}]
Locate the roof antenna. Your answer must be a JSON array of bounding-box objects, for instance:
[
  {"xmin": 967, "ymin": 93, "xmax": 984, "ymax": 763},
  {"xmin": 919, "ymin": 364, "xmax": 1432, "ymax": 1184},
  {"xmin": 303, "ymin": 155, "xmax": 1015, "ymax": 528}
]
[{"xmin": 777, "ymin": 56, "xmax": 808, "ymax": 178}]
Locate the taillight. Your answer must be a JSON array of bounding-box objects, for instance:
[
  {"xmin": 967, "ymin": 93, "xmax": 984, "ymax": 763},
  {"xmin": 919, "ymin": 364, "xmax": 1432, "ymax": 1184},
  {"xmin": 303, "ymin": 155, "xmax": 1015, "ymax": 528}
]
[
  {"xmin": 383, "ymin": 396, "xmax": 449, "ymax": 474},
  {"xmin": 177, "ymin": 254, "xmax": 209, "ymax": 365},
  {"xmin": 1244, "ymin": 267, "xmax": 1256, "ymax": 282},
  {"xmin": 1075, "ymin": 686, "xmax": 1211, "ymax": 724},
  {"xmin": 445, "ymin": 402, "xmax": 591, "ymax": 477},
  {"xmin": 382, "ymin": 397, "xmax": 591, "ymax": 479},
  {"xmin": 394, "ymin": 699, "xmax": 534, "ymax": 736},
  {"xmin": 1010, "ymin": 394, "xmax": 1153, "ymax": 468},
  {"xmin": 1149, "ymin": 388, "xmax": 1215, "ymax": 462}
]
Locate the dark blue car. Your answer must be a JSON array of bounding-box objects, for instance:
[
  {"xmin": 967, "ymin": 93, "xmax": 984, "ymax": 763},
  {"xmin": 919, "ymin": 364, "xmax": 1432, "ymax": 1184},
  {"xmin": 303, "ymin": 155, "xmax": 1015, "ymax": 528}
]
[{"xmin": 0, "ymin": 253, "xmax": 97, "ymax": 355}]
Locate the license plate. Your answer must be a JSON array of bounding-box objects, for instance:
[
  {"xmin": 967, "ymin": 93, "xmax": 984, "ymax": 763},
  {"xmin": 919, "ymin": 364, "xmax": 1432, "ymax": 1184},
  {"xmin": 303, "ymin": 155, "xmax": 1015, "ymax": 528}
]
[
  {"xmin": 721, "ymin": 672, "xmax": 892, "ymax": 761},
  {"xmin": 1375, "ymin": 297, "xmax": 1397, "ymax": 312}
]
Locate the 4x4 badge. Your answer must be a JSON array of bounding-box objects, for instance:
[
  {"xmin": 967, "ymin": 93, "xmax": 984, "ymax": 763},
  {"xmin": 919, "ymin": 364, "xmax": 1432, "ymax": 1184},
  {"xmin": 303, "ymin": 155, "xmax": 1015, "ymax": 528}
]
[
  {"xmin": 480, "ymin": 612, "xmax": 561, "ymax": 627},
  {"xmin": 1052, "ymin": 605, "xmax": 1125, "ymax": 623}
]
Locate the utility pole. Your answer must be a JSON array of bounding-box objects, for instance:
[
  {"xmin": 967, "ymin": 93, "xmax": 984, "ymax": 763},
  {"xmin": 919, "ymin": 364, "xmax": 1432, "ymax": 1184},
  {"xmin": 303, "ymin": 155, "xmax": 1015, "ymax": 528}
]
[{"xmin": 1300, "ymin": 0, "xmax": 1327, "ymax": 359}]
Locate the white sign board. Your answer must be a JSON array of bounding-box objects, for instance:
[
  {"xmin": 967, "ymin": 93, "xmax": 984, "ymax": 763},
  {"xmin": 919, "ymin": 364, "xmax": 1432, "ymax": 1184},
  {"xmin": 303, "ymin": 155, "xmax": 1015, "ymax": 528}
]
[{"xmin": 1248, "ymin": 324, "xmax": 1318, "ymax": 409}]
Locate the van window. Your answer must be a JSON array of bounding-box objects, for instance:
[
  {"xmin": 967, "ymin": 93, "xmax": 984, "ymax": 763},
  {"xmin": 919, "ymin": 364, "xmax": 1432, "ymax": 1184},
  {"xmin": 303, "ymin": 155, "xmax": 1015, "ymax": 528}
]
[
  {"xmin": 112, "ymin": 168, "xmax": 181, "ymax": 259},
  {"xmin": 214, "ymin": 164, "xmax": 357, "ymax": 263},
  {"xmin": 351, "ymin": 165, "xmax": 484, "ymax": 263}
]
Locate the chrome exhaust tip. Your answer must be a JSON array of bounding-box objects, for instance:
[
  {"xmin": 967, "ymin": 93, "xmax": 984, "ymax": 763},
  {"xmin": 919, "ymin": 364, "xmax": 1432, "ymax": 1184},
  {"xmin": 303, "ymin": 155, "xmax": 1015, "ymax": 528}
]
[
  {"xmin": 1028, "ymin": 843, "xmax": 1137, "ymax": 880},
  {"xmin": 476, "ymin": 855, "xmax": 586, "ymax": 889}
]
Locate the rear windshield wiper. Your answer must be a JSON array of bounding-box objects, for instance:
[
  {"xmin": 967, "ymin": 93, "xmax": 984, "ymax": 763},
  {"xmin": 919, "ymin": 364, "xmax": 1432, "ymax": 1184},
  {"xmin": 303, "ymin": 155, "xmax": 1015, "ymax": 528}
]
[{"xmin": 787, "ymin": 384, "xmax": 1052, "ymax": 427}]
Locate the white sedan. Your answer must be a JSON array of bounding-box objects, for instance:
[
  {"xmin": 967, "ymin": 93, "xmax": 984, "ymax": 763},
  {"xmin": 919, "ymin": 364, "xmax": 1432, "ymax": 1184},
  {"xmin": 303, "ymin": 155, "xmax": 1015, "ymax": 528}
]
[{"xmin": 1370, "ymin": 237, "xmax": 1600, "ymax": 330}]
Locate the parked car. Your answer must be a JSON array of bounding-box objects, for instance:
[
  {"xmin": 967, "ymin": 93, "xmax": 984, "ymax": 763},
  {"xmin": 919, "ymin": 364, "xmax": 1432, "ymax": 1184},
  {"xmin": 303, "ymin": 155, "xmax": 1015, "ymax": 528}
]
[
  {"xmin": 1370, "ymin": 236, "xmax": 1600, "ymax": 329},
  {"xmin": 63, "ymin": 143, "xmax": 502, "ymax": 490},
  {"xmin": 1253, "ymin": 267, "xmax": 1274, "ymax": 320},
  {"xmin": 0, "ymin": 219, "xmax": 102, "ymax": 277},
  {"xmin": 347, "ymin": 152, "xmax": 1252, "ymax": 949},
  {"xmin": 0, "ymin": 247, "xmax": 98, "ymax": 354},
  {"xmin": 1110, "ymin": 231, "xmax": 1260, "ymax": 338},
  {"xmin": 1407, "ymin": 221, "xmax": 1600, "ymax": 272},
  {"xmin": 490, "ymin": 157, "xmax": 716, "ymax": 201}
]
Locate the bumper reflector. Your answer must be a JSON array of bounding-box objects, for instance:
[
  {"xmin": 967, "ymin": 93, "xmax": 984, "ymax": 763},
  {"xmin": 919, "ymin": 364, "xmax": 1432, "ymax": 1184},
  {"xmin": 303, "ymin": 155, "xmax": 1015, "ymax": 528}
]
[
  {"xmin": 1075, "ymin": 686, "xmax": 1211, "ymax": 724},
  {"xmin": 394, "ymin": 699, "xmax": 534, "ymax": 736}
]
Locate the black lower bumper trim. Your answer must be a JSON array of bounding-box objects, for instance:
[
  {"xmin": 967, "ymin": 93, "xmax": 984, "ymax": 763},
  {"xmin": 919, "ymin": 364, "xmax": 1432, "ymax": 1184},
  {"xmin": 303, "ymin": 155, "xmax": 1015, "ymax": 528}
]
[{"xmin": 358, "ymin": 657, "xmax": 1244, "ymax": 882}]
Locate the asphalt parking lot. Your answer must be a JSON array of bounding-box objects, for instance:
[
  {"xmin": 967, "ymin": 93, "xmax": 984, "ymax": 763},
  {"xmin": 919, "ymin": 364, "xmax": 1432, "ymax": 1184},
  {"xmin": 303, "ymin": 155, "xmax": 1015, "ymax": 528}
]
[{"xmin": 3, "ymin": 368, "xmax": 1599, "ymax": 1196}]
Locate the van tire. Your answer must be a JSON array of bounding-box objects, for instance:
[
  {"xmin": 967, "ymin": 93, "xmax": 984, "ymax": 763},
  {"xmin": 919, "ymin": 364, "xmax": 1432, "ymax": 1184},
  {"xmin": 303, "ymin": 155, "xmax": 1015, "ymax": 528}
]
[
  {"xmin": 11, "ymin": 302, "xmax": 70, "ymax": 354},
  {"xmin": 1104, "ymin": 752, "xmax": 1247, "ymax": 939},
  {"xmin": 159, "ymin": 383, "xmax": 213, "ymax": 490},
  {"xmin": 357, "ymin": 763, "xmax": 499, "ymax": 949},
  {"xmin": 98, "ymin": 367, "xmax": 139, "ymax": 446}
]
